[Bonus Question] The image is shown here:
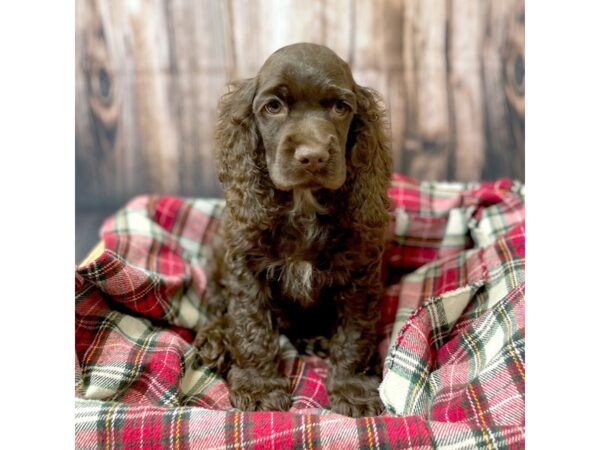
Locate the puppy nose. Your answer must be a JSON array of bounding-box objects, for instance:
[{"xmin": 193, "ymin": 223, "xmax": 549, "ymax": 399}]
[{"xmin": 294, "ymin": 145, "xmax": 330, "ymax": 171}]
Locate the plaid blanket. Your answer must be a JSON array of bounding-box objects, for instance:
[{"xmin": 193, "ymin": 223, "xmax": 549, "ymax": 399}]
[{"xmin": 75, "ymin": 174, "xmax": 525, "ymax": 449}]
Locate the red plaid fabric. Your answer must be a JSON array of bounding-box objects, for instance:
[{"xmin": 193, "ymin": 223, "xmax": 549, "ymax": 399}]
[{"xmin": 75, "ymin": 174, "xmax": 525, "ymax": 449}]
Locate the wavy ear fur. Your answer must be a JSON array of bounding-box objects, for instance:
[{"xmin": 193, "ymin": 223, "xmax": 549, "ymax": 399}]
[
  {"xmin": 214, "ymin": 78, "xmax": 258, "ymax": 188},
  {"xmin": 214, "ymin": 78, "xmax": 275, "ymax": 230},
  {"xmin": 345, "ymin": 85, "xmax": 393, "ymax": 228}
]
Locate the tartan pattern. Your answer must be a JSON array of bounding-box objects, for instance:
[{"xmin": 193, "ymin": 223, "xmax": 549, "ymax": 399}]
[{"xmin": 75, "ymin": 174, "xmax": 525, "ymax": 449}]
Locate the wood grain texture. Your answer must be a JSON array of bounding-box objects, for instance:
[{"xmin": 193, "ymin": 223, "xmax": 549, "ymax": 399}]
[
  {"xmin": 448, "ymin": 0, "xmax": 485, "ymax": 180},
  {"xmin": 480, "ymin": 0, "xmax": 525, "ymax": 181},
  {"xmin": 76, "ymin": 0, "xmax": 525, "ymax": 212},
  {"xmin": 407, "ymin": 0, "xmax": 451, "ymax": 180}
]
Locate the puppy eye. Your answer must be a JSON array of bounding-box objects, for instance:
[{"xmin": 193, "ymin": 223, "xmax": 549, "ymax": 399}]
[
  {"xmin": 332, "ymin": 100, "xmax": 351, "ymax": 116},
  {"xmin": 264, "ymin": 99, "xmax": 284, "ymax": 115}
]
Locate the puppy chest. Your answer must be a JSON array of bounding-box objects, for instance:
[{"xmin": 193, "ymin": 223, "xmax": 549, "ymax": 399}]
[
  {"xmin": 279, "ymin": 260, "xmax": 316, "ymax": 306},
  {"xmin": 265, "ymin": 222, "xmax": 350, "ymax": 305}
]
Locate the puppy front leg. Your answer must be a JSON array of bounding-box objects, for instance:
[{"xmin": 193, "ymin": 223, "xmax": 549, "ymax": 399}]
[
  {"xmin": 326, "ymin": 283, "xmax": 384, "ymax": 417},
  {"xmin": 225, "ymin": 272, "xmax": 291, "ymax": 412}
]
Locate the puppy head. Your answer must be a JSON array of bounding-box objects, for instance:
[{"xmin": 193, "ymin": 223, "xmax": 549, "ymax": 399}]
[
  {"xmin": 252, "ymin": 43, "xmax": 355, "ymax": 191},
  {"xmin": 215, "ymin": 43, "xmax": 390, "ymax": 223}
]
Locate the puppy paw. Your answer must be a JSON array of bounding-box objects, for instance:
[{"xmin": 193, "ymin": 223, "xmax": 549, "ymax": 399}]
[
  {"xmin": 227, "ymin": 367, "xmax": 291, "ymax": 412},
  {"xmin": 327, "ymin": 375, "xmax": 384, "ymax": 417},
  {"xmin": 193, "ymin": 317, "xmax": 231, "ymax": 375}
]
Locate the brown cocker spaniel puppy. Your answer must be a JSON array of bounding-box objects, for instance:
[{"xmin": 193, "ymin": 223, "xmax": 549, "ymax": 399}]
[{"xmin": 195, "ymin": 43, "xmax": 392, "ymax": 418}]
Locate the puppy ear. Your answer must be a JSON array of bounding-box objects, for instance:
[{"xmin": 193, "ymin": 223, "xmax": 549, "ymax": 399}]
[
  {"xmin": 222, "ymin": 78, "xmax": 257, "ymax": 126},
  {"xmin": 214, "ymin": 78, "xmax": 259, "ymax": 187},
  {"xmin": 345, "ymin": 85, "xmax": 392, "ymax": 227},
  {"xmin": 214, "ymin": 78, "xmax": 272, "ymax": 227}
]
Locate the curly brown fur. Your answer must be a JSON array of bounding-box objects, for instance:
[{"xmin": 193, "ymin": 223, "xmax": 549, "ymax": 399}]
[{"xmin": 195, "ymin": 43, "xmax": 392, "ymax": 417}]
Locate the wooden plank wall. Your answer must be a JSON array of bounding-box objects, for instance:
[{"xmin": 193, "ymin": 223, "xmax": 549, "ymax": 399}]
[{"xmin": 76, "ymin": 0, "xmax": 524, "ymax": 211}]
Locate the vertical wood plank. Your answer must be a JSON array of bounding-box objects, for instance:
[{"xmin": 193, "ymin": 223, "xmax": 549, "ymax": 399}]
[
  {"xmin": 229, "ymin": 0, "xmax": 327, "ymax": 78},
  {"xmin": 166, "ymin": 0, "xmax": 233, "ymax": 195},
  {"xmin": 382, "ymin": 0, "xmax": 406, "ymax": 172},
  {"xmin": 481, "ymin": 0, "xmax": 525, "ymax": 180},
  {"xmin": 382, "ymin": 0, "xmax": 405, "ymax": 70},
  {"xmin": 322, "ymin": 0, "xmax": 354, "ymax": 62},
  {"xmin": 259, "ymin": 0, "xmax": 325, "ymax": 55},
  {"xmin": 448, "ymin": 0, "xmax": 485, "ymax": 181},
  {"xmin": 400, "ymin": 0, "xmax": 451, "ymax": 180},
  {"xmin": 77, "ymin": 0, "xmax": 134, "ymax": 207},
  {"xmin": 94, "ymin": 0, "xmax": 141, "ymax": 202},
  {"xmin": 354, "ymin": 0, "xmax": 386, "ymax": 69},
  {"xmin": 168, "ymin": 0, "xmax": 236, "ymax": 73},
  {"xmin": 505, "ymin": 0, "xmax": 525, "ymax": 181},
  {"xmin": 415, "ymin": 0, "xmax": 449, "ymax": 145},
  {"xmin": 399, "ymin": 0, "xmax": 418, "ymax": 174},
  {"xmin": 75, "ymin": 0, "xmax": 96, "ymax": 206},
  {"xmin": 228, "ymin": 0, "xmax": 262, "ymax": 77},
  {"xmin": 127, "ymin": 0, "xmax": 181, "ymax": 194}
]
